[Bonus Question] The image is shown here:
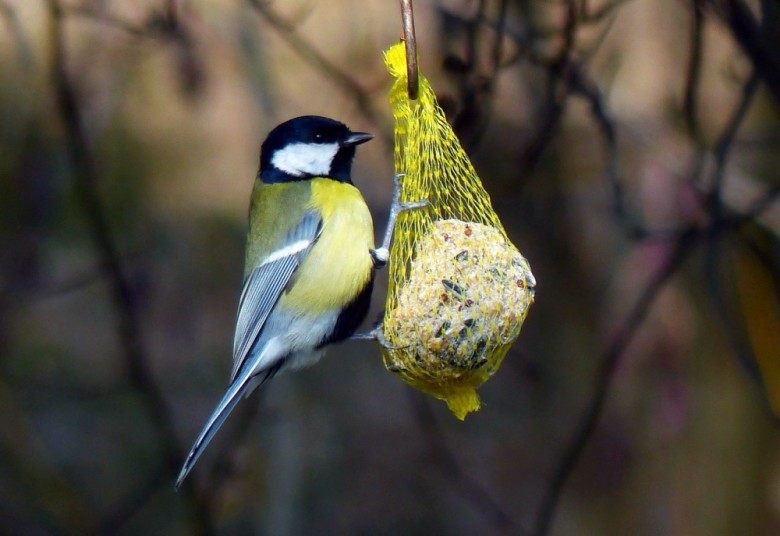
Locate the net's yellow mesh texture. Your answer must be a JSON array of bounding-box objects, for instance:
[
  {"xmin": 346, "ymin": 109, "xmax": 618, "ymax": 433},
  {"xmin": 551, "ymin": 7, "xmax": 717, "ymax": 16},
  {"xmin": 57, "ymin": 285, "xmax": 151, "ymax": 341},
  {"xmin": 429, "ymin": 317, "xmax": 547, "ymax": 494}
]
[{"xmin": 382, "ymin": 43, "xmax": 535, "ymax": 419}]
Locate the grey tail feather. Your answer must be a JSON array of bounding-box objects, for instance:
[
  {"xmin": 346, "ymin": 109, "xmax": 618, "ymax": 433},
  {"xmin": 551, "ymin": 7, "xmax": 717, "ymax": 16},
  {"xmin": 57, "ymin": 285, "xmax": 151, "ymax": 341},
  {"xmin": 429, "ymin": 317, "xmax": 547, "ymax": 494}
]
[{"xmin": 174, "ymin": 363, "xmax": 283, "ymax": 489}]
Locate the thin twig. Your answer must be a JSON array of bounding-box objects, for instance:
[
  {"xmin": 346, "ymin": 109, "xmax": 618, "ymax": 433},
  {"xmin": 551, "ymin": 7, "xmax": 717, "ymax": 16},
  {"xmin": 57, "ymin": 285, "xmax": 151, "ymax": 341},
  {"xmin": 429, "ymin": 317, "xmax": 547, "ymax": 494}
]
[
  {"xmin": 556, "ymin": 0, "xmax": 578, "ymax": 73},
  {"xmin": 704, "ymin": 236, "xmax": 764, "ymax": 385},
  {"xmin": 410, "ymin": 394, "xmax": 525, "ymax": 534},
  {"xmin": 709, "ymin": 70, "xmax": 760, "ymax": 213},
  {"xmin": 430, "ymin": 0, "xmax": 535, "ymax": 51},
  {"xmin": 519, "ymin": 0, "xmax": 578, "ymax": 177},
  {"xmin": 740, "ymin": 184, "xmax": 780, "ymax": 225},
  {"xmin": 490, "ymin": 0, "xmax": 510, "ymax": 73},
  {"xmin": 715, "ymin": 0, "xmax": 780, "ymax": 100},
  {"xmin": 703, "ymin": 68, "xmax": 763, "ymax": 395},
  {"xmin": 683, "ymin": 0, "xmax": 705, "ymax": 141},
  {"xmin": 567, "ymin": 67, "xmax": 620, "ymax": 224},
  {"xmin": 246, "ymin": 0, "xmax": 387, "ymax": 141},
  {"xmin": 570, "ymin": 63, "xmax": 685, "ymax": 241}
]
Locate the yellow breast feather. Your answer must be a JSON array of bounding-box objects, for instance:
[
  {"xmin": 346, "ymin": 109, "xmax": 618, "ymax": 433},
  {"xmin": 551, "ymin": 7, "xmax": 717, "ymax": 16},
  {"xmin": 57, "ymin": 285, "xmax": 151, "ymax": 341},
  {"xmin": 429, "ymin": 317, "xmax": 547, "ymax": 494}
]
[{"xmin": 282, "ymin": 178, "xmax": 375, "ymax": 314}]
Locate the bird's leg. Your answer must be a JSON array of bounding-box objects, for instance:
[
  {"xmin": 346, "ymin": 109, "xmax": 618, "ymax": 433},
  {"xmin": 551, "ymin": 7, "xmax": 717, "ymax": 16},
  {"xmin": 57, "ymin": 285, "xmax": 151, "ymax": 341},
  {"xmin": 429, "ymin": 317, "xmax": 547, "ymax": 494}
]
[
  {"xmin": 360, "ymin": 174, "xmax": 426, "ymax": 346},
  {"xmin": 350, "ymin": 322, "xmax": 405, "ymax": 349},
  {"xmin": 370, "ymin": 173, "xmax": 427, "ymax": 268}
]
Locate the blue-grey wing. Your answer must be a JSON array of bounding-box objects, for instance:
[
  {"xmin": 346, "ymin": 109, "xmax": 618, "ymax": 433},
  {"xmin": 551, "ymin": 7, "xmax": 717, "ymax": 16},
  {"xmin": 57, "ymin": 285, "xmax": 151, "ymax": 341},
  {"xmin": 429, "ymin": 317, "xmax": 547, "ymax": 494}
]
[{"xmin": 230, "ymin": 210, "xmax": 323, "ymax": 383}]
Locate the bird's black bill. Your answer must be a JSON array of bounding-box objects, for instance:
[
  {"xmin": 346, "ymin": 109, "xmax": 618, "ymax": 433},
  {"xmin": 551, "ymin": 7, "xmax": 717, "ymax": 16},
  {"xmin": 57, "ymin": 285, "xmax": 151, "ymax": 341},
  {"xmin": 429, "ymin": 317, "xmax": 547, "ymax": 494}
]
[{"xmin": 343, "ymin": 132, "xmax": 373, "ymax": 147}]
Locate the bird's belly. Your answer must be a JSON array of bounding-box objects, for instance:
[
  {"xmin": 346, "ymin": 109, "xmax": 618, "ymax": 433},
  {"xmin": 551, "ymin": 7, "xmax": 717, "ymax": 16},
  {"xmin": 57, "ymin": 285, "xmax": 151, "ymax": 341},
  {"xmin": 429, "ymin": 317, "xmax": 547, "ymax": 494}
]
[{"xmin": 275, "ymin": 309, "xmax": 338, "ymax": 369}]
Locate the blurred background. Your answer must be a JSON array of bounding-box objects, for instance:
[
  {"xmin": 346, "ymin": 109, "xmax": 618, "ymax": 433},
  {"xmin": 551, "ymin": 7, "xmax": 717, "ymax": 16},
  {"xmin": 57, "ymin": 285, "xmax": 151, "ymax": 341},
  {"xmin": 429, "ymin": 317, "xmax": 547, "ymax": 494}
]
[{"xmin": 1, "ymin": 0, "xmax": 779, "ymax": 534}]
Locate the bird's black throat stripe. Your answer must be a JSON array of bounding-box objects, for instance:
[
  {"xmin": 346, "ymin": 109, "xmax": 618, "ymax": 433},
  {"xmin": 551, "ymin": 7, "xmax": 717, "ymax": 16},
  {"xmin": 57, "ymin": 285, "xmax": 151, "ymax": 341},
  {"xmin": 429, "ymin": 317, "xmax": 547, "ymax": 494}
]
[{"xmin": 318, "ymin": 276, "xmax": 374, "ymax": 348}]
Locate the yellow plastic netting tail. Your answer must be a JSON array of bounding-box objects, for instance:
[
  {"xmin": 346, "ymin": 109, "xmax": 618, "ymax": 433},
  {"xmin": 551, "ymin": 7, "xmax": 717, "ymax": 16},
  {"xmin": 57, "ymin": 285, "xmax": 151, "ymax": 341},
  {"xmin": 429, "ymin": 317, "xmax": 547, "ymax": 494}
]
[{"xmin": 381, "ymin": 43, "xmax": 536, "ymax": 419}]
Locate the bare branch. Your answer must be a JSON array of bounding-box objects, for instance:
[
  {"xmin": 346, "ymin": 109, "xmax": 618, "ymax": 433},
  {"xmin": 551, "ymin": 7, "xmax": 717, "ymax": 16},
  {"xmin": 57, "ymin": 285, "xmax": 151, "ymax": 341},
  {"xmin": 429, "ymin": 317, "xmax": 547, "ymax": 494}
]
[
  {"xmin": 44, "ymin": 1, "xmax": 213, "ymax": 532},
  {"xmin": 683, "ymin": 0, "xmax": 705, "ymax": 141},
  {"xmin": 246, "ymin": 0, "xmax": 388, "ymax": 142},
  {"xmin": 701, "ymin": 68, "xmax": 765, "ymax": 401},
  {"xmin": 709, "ymin": 70, "xmax": 761, "ymax": 214},
  {"xmin": 712, "ymin": 0, "xmax": 780, "ymax": 100},
  {"xmin": 410, "ymin": 394, "xmax": 525, "ymax": 534},
  {"xmin": 532, "ymin": 229, "xmax": 702, "ymax": 536}
]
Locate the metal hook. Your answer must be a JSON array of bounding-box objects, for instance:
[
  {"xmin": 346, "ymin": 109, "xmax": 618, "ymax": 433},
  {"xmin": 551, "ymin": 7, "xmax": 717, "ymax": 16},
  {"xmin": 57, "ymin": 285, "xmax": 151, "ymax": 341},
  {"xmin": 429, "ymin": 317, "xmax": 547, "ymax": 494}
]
[{"xmin": 400, "ymin": 0, "xmax": 419, "ymax": 100}]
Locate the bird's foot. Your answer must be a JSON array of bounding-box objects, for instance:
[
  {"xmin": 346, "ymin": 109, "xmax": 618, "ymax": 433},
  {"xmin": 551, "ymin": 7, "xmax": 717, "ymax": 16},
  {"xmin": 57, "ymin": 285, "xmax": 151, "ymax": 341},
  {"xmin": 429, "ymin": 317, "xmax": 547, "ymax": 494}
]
[{"xmin": 373, "ymin": 173, "xmax": 428, "ymax": 268}]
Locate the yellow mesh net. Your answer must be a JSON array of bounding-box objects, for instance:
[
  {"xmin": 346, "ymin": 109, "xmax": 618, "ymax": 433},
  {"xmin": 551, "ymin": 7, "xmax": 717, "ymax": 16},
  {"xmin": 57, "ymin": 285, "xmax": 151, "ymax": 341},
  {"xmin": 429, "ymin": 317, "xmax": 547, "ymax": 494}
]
[{"xmin": 382, "ymin": 43, "xmax": 536, "ymax": 419}]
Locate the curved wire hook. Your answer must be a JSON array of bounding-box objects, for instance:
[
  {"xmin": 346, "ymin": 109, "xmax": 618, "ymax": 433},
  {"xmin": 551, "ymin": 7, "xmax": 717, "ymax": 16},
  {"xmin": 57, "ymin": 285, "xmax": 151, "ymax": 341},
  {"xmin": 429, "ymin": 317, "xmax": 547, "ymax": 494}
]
[{"xmin": 400, "ymin": 0, "xmax": 419, "ymax": 100}]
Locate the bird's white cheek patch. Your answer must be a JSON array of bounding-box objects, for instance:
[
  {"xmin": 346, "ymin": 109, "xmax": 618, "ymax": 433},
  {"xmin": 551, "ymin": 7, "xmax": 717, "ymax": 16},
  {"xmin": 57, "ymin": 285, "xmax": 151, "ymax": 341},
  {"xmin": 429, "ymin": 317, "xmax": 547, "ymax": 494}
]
[{"xmin": 271, "ymin": 142, "xmax": 339, "ymax": 177}]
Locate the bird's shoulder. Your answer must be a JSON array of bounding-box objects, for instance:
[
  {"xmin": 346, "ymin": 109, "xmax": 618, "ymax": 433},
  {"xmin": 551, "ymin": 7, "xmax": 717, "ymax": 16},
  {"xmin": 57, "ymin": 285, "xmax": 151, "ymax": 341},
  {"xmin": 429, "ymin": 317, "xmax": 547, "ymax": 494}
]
[{"xmin": 245, "ymin": 180, "xmax": 314, "ymax": 271}]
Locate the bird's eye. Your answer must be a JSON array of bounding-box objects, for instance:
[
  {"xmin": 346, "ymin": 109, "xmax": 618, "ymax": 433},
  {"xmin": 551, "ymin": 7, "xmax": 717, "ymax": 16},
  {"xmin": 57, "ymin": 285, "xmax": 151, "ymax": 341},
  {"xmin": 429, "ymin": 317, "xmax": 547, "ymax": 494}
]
[{"xmin": 312, "ymin": 133, "xmax": 325, "ymax": 143}]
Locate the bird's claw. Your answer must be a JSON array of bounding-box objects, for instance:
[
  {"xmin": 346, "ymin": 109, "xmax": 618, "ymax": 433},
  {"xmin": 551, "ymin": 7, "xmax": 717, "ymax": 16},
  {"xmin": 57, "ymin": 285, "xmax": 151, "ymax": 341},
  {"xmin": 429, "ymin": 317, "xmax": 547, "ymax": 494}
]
[
  {"xmin": 400, "ymin": 199, "xmax": 428, "ymax": 212},
  {"xmin": 351, "ymin": 324, "xmax": 403, "ymax": 350}
]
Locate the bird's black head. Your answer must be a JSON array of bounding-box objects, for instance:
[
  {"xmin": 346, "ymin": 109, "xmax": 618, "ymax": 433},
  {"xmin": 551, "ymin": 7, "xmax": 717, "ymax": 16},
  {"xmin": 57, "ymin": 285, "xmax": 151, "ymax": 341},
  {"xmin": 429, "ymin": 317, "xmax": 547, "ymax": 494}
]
[{"xmin": 259, "ymin": 115, "xmax": 373, "ymax": 184}]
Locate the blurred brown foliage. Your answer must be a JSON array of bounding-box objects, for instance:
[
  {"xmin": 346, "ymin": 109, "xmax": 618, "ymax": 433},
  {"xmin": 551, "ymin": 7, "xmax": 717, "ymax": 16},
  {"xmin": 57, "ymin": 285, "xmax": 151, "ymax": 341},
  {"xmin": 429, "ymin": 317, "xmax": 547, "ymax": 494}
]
[{"xmin": 1, "ymin": 0, "xmax": 779, "ymax": 534}]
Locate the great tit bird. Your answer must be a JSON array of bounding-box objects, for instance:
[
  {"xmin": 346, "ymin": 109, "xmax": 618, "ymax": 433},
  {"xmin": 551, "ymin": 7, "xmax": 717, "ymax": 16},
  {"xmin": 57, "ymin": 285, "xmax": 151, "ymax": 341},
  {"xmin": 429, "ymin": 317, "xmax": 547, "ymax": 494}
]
[{"xmin": 176, "ymin": 115, "xmax": 396, "ymax": 488}]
